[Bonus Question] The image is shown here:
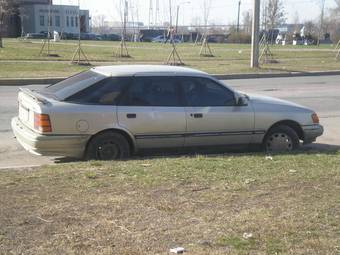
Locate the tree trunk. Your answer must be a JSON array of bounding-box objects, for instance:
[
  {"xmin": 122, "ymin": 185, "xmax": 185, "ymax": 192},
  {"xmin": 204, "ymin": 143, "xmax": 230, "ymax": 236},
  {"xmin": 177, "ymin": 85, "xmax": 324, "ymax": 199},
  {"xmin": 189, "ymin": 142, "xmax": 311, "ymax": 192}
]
[{"xmin": 0, "ymin": 23, "xmax": 3, "ymax": 48}]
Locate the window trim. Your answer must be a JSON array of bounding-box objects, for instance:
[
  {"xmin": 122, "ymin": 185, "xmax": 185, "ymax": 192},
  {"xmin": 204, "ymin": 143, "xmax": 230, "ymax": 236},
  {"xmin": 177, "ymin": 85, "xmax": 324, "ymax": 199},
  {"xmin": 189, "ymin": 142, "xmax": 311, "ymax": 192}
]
[
  {"xmin": 55, "ymin": 16, "xmax": 60, "ymax": 27},
  {"xmin": 39, "ymin": 15, "xmax": 45, "ymax": 26}
]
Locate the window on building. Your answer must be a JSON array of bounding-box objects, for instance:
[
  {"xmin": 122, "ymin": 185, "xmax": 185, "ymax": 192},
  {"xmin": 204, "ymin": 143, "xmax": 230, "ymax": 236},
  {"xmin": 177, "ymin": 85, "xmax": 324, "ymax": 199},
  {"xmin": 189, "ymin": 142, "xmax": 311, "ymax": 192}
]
[
  {"xmin": 71, "ymin": 16, "xmax": 74, "ymax": 27},
  {"xmin": 75, "ymin": 17, "xmax": 78, "ymax": 27},
  {"xmin": 49, "ymin": 16, "xmax": 52, "ymax": 26},
  {"xmin": 40, "ymin": 15, "xmax": 45, "ymax": 26},
  {"xmin": 55, "ymin": 16, "xmax": 60, "ymax": 27},
  {"xmin": 66, "ymin": 16, "xmax": 69, "ymax": 27}
]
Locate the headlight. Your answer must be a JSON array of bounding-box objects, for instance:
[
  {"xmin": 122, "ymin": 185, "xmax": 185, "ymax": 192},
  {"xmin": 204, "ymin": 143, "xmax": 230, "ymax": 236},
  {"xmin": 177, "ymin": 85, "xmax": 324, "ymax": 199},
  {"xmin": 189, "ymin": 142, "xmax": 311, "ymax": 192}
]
[{"xmin": 312, "ymin": 113, "xmax": 319, "ymax": 124}]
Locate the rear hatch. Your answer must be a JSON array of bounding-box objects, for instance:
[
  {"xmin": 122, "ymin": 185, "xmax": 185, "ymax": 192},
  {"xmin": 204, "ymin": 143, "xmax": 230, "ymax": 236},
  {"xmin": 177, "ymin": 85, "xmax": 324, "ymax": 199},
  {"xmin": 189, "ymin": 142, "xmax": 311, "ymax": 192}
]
[{"xmin": 18, "ymin": 88, "xmax": 50, "ymax": 131}]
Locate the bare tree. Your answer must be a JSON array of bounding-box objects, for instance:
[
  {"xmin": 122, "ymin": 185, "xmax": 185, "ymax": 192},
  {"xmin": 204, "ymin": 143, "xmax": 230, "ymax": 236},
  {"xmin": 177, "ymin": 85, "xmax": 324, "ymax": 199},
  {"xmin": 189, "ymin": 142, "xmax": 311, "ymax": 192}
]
[
  {"xmin": 0, "ymin": 0, "xmax": 17, "ymax": 47},
  {"xmin": 331, "ymin": 0, "xmax": 340, "ymax": 14},
  {"xmin": 327, "ymin": 0, "xmax": 340, "ymax": 42},
  {"xmin": 293, "ymin": 11, "xmax": 300, "ymax": 31},
  {"xmin": 304, "ymin": 20, "xmax": 318, "ymax": 35},
  {"xmin": 18, "ymin": 5, "xmax": 28, "ymax": 38},
  {"xmin": 91, "ymin": 14, "xmax": 107, "ymax": 34},
  {"xmin": 263, "ymin": 0, "xmax": 286, "ymax": 29},
  {"xmin": 242, "ymin": 10, "xmax": 252, "ymax": 34}
]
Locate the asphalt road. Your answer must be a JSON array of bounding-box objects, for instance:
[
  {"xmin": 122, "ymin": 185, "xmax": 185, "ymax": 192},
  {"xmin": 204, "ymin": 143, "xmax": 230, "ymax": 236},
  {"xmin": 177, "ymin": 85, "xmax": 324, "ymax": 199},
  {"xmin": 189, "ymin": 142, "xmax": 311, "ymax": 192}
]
[{"xmin": 0, "ymin": 75, "xmax": 339, "ymax": 168}]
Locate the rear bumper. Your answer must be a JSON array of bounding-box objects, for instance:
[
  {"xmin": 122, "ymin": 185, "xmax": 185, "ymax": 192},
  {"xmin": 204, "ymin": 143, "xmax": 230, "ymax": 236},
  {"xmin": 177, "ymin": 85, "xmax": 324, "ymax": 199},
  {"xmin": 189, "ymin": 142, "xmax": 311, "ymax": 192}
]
[
  {"xmin": 11, "ymin": 117, "xmax": 90, "ymax": 158},
  {"xmin": 302, "ymin": 124, "xmax": 324, "ymax": 144}
]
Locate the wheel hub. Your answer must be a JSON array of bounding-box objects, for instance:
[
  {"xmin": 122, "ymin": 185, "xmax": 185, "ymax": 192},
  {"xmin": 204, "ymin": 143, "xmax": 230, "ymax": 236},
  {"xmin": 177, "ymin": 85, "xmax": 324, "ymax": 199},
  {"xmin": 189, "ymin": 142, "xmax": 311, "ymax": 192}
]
[
  {"xmin": 97, "ymin": 142, "xmax": 119, "ymax": 160},
  {"xmin": 266, "ymin": 133, "xmax": 293, "ymax": 152}
]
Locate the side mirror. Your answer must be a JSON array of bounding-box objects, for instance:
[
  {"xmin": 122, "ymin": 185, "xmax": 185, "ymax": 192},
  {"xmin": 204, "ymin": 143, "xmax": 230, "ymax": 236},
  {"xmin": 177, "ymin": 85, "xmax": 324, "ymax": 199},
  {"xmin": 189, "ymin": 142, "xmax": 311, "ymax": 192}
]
[{"xmin": 236, "ymin": 96, "xmax": 248, "ymax": 106}]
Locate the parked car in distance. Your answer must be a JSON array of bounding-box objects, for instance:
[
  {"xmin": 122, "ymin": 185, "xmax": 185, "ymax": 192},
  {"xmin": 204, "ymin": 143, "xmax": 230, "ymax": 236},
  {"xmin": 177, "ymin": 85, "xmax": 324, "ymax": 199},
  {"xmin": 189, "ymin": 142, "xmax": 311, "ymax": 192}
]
[
  {"xmin": 25, "ymin": 33, "xmax": 47, "ymax": 39},
  {"xmin": 152, "ymin": 35, "xmax": 181, "ymax": 43},
  {"xmin": 12, "ymin": 65, "xmax": 323, "ymax": 160},
  {"xmin": 101, "ymin": 33, "xmax": 122, "ymax": 41}
]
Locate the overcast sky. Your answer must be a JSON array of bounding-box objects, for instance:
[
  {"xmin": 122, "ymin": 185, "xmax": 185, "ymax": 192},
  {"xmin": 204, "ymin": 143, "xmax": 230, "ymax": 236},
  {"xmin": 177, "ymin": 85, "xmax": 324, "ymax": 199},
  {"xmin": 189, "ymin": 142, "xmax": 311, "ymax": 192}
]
[{"xmin": 54, "ymin": 0, "xmax": 337, "ymax": 26}]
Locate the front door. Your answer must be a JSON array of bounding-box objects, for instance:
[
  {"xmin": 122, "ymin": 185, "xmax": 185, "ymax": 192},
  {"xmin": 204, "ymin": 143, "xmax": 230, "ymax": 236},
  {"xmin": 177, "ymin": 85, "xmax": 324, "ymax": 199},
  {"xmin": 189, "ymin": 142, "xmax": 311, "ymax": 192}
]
[
  {"xmin": 181, "ymin": 77, "xmax": 255, "ymax": 147},
  {"xmin": 117, "ymin": 76, "xmax": 186, "ymax": 149}
]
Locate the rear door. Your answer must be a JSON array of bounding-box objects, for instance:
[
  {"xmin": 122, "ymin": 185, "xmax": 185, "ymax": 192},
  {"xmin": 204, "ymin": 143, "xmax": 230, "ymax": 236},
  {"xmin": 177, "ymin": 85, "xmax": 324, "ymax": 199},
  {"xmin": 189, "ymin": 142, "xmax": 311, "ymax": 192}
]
[
  {"xmin": 181, "ymin": 77, "xmax": 255, "ymax": 146},
  {"xmin": 117, "ymin": 76, "xmax": 186, "ymax": 149}
]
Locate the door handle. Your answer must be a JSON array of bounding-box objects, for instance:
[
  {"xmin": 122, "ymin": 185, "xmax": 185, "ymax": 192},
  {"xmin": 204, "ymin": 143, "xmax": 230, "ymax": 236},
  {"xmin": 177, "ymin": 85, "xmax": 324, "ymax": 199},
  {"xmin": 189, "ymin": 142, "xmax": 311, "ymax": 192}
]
[
  {"xmin": 126, "ymin": 113, "xmax": 137, "ymax": 119},
  {"xmin": 191, "ymin": 113, "xmax": 203, "ymax": 118}
]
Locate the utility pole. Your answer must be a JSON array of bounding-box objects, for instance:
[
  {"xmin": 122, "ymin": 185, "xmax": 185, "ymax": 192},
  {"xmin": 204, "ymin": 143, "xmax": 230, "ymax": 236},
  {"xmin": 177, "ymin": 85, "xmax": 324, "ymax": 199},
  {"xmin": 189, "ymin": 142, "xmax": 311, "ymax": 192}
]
[
  {"xmin": 176, "ymin": 5, "xmax": 179, "ymax": 33},
  {"xmin": 169, "ymin": 0, "xmax": 172, "ymax": 27},
  {"xmin": 47, "ymin": 1, "xmax": 51, "ymax": 55},
  {"xmin": 237, "ymin": 0, "xmax": 241, "ymax": 32},
  {"xmin": 148, "ymin": 0, "xmax": 153, "ymax": 29},
  {"xmin": 155, "ymin": 0, "xmax": 159, "ymax": 26},
  {"xmin": 251, "ymin": 0, "xmax": 260, "ymax": 68}
]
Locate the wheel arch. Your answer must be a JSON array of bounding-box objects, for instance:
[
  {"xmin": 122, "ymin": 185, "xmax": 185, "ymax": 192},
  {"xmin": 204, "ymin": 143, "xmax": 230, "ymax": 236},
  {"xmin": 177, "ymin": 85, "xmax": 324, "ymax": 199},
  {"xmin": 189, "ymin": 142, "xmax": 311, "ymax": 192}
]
[{"xmin": 265, "ymin": 120, "xmax": 304, "ymax": 141}]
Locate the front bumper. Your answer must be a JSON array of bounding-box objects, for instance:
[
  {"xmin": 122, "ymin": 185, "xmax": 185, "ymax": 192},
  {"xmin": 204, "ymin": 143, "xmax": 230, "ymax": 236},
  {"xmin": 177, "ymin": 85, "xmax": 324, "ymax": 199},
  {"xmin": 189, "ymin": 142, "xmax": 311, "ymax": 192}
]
[
  {"xmin": 302, "ymin": 124, "xmax": 324, "ymax": 144},
  {"xmin": 11, "ymin": 117, "xmax": 90, "ymax": 158}
]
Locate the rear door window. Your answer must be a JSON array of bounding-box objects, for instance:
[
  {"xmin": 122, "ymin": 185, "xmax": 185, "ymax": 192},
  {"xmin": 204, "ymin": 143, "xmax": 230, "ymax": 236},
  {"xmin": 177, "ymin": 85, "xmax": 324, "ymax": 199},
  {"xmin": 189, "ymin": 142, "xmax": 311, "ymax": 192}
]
[
  {"xmin": 120, "ymin": 77, "xmax": 181, "ymax": 107},
  {"xmin": 40, "ymin": 71, "xmax": 105, "ymax": 100},
  {"xmin": 65, "ymin": 77, "xmax": 131, "ymax": 105}
]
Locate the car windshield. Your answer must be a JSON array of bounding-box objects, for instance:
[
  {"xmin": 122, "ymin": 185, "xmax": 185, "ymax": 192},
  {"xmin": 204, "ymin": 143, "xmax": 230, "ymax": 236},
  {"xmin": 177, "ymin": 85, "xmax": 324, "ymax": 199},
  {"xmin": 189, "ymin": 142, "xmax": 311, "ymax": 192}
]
[{"xmin": 40, "ymin": 70, "xmax": 106, "ymax": 100}]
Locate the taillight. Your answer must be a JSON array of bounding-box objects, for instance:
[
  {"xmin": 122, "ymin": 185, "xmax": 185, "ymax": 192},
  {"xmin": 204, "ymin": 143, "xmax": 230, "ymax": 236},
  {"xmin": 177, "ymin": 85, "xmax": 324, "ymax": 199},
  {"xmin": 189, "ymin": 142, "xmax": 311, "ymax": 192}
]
[
  {"xmin": 312, "ymin": 113, "xmax": 319, "ymax": 124},
  {"xmin": 34, "ymin": 113, "xmax": 52, "ymax": 132}
]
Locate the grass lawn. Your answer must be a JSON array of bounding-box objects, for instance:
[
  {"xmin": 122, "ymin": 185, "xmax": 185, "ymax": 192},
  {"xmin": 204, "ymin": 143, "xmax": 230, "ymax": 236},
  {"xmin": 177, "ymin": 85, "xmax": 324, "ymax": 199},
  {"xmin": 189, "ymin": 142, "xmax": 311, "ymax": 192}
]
[
  {"xmin": 0, "ymin": 38, "xmax": 339, "ymax": 78},
  {"xmin": 1, "ymin": 153, "xmax": 339, "ymax": 254}
]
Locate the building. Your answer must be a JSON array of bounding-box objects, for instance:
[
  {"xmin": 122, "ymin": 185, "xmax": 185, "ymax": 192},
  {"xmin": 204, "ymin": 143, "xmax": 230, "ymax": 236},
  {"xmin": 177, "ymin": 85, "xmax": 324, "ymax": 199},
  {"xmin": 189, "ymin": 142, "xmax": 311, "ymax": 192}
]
[
  {"xmin": 19, "ymin": 0, "xmax": 51, "ymax": 4},
  {"xmin": 21, "ymin": 4, "xmax": 90, "ymax": 35},
  {"xmin": 1, "ymin": 0, "xmax": 89, "ymax": 37}
]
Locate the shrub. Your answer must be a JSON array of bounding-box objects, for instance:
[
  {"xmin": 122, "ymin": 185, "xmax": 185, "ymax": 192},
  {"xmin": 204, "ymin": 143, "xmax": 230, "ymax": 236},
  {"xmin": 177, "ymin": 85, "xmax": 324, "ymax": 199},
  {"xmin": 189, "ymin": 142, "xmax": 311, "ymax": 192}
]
[{"xmin": 227, "ymin": 32, "xmax": 251, "ymax": 44}]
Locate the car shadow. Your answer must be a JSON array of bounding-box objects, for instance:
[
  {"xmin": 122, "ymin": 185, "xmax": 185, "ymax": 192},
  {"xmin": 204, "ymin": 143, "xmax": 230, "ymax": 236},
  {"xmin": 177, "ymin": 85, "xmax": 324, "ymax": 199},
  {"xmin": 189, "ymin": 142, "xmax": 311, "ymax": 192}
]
[{"xmin": 53, "ymin": 143, "xmax": 340, "ymax": 163}]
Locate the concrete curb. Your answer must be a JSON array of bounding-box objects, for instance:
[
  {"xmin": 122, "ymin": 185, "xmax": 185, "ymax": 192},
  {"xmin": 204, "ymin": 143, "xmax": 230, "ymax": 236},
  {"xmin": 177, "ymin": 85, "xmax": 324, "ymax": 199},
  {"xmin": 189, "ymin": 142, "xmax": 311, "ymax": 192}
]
[
  {"xmin": 1, "ymin": 70, "xmax": 340, "ymax": 86},
  {"xmin": 212, "ymin": 70, "xmax": 340, "ymax": 80}
]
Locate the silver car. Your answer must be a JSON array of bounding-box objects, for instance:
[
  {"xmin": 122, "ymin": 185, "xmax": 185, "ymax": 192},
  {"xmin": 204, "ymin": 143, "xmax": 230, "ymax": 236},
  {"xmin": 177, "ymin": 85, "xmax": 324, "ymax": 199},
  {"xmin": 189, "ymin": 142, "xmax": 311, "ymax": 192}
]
[{"xmin": 12, "ymin": 65, "xmax": 323, "ymax": 160}]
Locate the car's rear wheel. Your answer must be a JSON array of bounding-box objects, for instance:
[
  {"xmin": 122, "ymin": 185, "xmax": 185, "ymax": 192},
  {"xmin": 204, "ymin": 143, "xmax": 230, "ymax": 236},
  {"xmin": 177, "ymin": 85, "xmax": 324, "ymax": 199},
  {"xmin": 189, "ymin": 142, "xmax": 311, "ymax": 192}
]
[
  {"xmin": 85, "ymin": 132, "xmax": 130, "ymax": 160},
  {"xmin": 264, "ymin": 125, "xmax": 300, "ymax": 153}
]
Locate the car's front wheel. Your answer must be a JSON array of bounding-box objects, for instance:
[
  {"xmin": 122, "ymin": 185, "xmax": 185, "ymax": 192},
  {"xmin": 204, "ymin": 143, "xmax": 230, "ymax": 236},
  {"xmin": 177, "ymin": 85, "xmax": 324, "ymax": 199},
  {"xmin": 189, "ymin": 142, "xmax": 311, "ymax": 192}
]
[
  {"xmin": 263, "ymin": 125, "xmax": 300, "ymax": 153},
  {"xmin": 85, "ymin": 132, "xmax": 130, "ymax": 160}
]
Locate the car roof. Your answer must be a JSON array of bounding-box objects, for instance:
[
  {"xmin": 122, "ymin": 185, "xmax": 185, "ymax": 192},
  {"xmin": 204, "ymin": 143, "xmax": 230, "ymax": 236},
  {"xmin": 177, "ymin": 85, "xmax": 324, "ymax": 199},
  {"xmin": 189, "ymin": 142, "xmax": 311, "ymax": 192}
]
[{"xmin": 91, "ymin": 65, "xmax": 209, "ymax": 77}]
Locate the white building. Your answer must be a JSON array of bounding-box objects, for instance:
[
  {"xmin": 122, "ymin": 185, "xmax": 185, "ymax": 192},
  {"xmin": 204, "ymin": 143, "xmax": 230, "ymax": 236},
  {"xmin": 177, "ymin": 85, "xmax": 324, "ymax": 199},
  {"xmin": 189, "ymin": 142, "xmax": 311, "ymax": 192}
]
[{"xmin": 21, "ymin": 4, "xmax": 90, "ymax": 35}]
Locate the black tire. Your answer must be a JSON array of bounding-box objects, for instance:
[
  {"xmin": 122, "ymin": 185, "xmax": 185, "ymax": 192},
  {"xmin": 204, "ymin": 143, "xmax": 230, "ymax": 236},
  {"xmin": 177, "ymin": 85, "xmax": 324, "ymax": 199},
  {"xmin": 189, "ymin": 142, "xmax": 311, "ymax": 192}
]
[
  {"xmin": 85, "ymin": 132, "xmax": 130, "ymax": 160},
  {"xmin": 263, "ymin": 125, "xmax": 300, "ymax": 153}
]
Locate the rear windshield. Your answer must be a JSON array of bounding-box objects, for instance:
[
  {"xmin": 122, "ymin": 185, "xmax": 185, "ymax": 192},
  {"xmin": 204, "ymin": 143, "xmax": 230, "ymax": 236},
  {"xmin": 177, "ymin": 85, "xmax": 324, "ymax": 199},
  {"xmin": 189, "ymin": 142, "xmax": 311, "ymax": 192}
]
[{"xmin": 40, "ymin": 71, "xmax": 106, "ymax": 100}]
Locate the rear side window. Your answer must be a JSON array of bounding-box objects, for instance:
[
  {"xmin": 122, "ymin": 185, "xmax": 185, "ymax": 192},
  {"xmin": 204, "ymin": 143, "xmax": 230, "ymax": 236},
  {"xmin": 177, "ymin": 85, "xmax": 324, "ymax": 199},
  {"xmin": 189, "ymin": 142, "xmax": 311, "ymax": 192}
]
[
  {"xmin": 40, "ymin": 71, "xmax": 106, "ymax": 100},
  {"xmin": 65, "ymin": 77, "xmax": 131, "ymax": 105},
  {"xmin": 120, "ymin": 77, "xmax": 181, "ymax": 106},
  {"xmin": 182, "ymin": 77, "xmax": 235, "ymax": 107}
]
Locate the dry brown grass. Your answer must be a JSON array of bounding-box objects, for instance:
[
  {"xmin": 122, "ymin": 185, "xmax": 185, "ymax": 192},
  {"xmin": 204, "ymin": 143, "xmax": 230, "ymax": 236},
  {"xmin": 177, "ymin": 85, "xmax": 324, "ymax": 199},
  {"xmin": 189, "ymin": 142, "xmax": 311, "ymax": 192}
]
[
  {"xmin": 0, "ymin": 153, "xmax": 340, "ymax": 254},
  {"xmin": 0, "ymin": 38, "xmax": 339, "ymax": 78}
]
